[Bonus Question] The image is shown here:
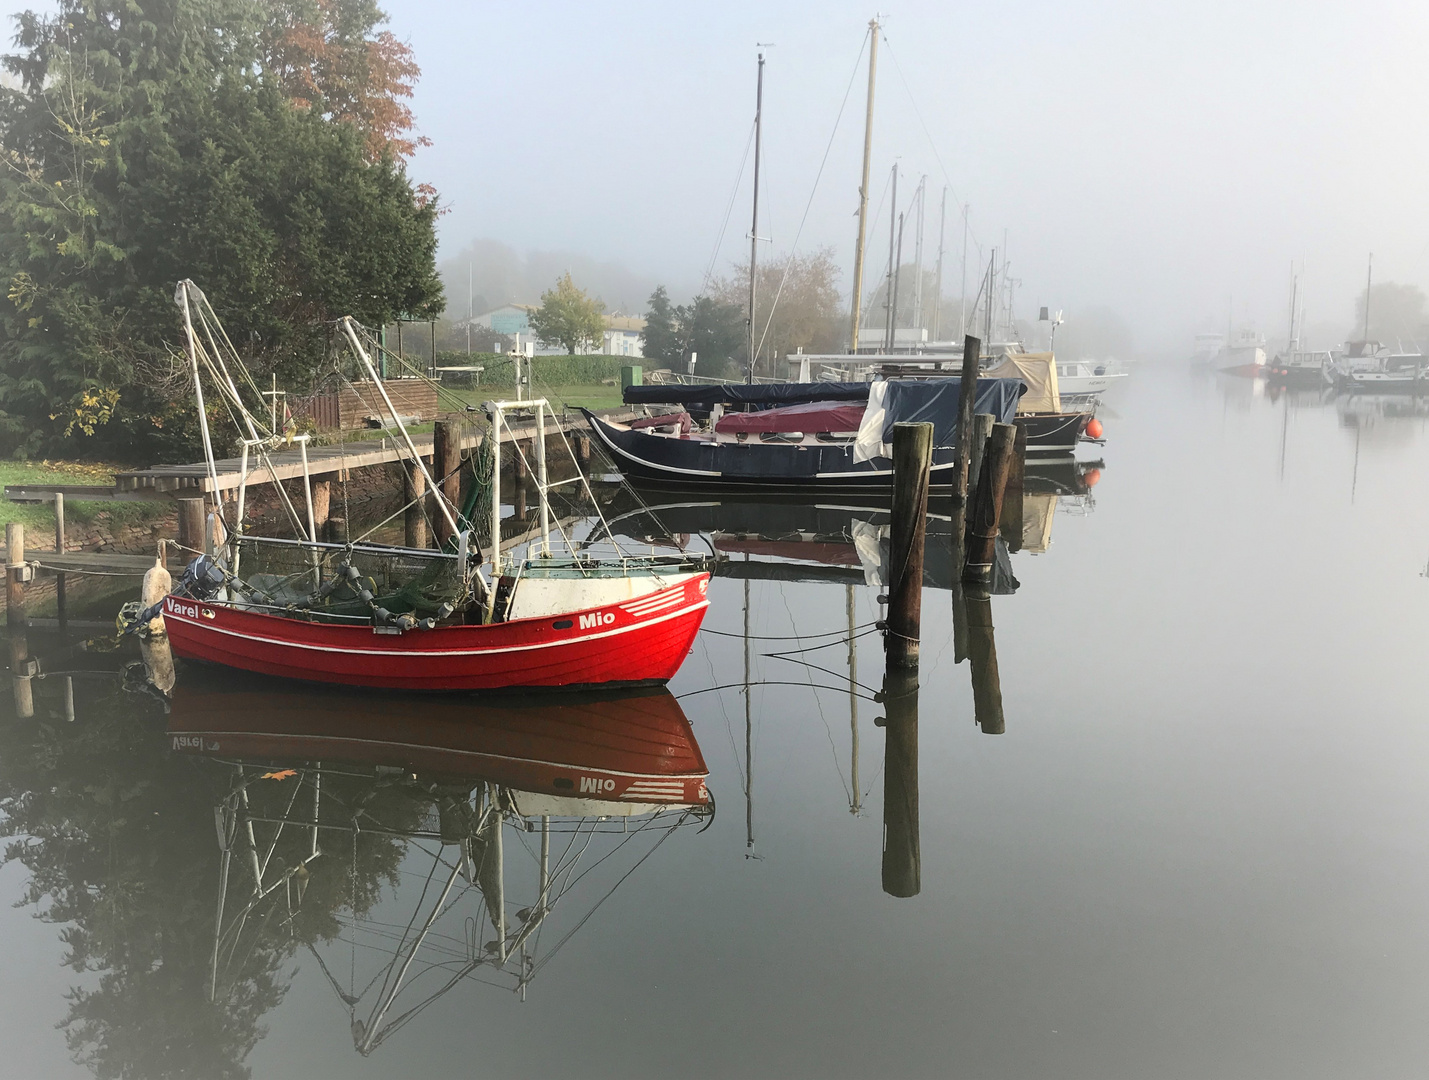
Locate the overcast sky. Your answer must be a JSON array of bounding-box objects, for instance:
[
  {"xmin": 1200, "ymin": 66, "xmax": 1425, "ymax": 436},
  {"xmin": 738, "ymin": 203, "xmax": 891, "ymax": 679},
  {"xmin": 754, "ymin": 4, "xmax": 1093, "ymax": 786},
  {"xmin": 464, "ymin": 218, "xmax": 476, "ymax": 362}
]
[
  {"xmin": 5, "ymin": 0, "xmax": 1426, "ymax": 352},
  {"xmin": 383, "ymin": 0, "xmax": 1429, "ymax": 351}
]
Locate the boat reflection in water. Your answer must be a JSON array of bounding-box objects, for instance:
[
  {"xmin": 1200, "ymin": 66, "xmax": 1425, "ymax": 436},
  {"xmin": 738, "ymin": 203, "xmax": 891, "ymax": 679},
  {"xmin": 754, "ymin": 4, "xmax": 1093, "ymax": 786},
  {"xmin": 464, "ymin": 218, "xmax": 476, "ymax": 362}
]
[{"xmin": 167, "ymin": 671, "xmax": 712, "ymax": 1056}]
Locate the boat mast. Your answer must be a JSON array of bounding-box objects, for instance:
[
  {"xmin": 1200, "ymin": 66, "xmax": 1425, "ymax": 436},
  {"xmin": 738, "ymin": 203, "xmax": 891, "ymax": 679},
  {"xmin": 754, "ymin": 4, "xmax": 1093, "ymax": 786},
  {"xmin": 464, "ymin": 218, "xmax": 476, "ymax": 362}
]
[
  {"xmin": 884, "ymin": 164, "xmax": 897, "ymax": 351},
  {"xmin": 912, "ymin": 176, "xmax": 926, "ymax": 331},
  {"xmin": 848, "ymin": 17, "xmax": 880, "ymax": 353},
  {"xmin": 1287, "ymin": 264, "xmax": 1299, "ymax": 352},
  {"xmin": 890, "ymin": 210, "xmax": 905, "ymax": 351},
  {"xmin": 1364, "ymin": 253, "xmax": 1373, "ymax": 342},
  {"xmin": 932, "ymin": 186, "xmax": 946, "ymax": 340},
  {"xmin": 959, "ymin": 204, "xmax": 969, "ymax": 337},
  {"xmin": 746, "ymin": 51, "xmax": 765, "ymax": 385}
]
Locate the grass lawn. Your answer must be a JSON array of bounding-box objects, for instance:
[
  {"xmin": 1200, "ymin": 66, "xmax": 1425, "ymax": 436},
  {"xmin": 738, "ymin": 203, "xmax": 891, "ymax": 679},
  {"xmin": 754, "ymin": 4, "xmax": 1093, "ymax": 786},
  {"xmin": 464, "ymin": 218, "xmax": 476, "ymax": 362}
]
[{"xmin": 0, "ymin": 460, "xmax": 168, "ymax": 538}]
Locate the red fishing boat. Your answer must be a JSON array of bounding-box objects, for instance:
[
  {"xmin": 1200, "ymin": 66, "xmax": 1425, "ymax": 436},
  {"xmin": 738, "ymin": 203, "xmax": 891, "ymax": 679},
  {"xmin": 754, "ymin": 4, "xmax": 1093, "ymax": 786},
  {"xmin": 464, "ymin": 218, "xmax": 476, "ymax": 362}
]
[
  {"xmin": 163, "ymin": 564, "xmax": 709, "ymax": 691},
  {"xmin": 144, "ymin": 287, "xmax": 713, "ymax": 693}
]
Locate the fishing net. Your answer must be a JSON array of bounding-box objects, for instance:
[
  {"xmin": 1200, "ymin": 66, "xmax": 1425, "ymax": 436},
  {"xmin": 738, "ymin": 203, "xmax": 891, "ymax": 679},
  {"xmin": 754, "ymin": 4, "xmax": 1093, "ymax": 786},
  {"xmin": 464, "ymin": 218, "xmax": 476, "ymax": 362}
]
[{"xmin": 230, "ymin": 538, "xmax": 470, "ymax": 622}]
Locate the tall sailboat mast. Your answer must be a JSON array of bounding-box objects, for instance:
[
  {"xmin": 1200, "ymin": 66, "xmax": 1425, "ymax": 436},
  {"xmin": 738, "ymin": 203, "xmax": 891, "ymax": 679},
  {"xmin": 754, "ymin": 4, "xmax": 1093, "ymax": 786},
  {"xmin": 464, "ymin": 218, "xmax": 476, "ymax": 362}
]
[
  {"xmin": 848, "ymin": 18, "xmax": 880, "ymax": 352},
  {"xmin": 884, "ymin": 165, "xmax": 898, "ymax": 351},
  {"xmin": 932, "ymin": 186, "xmax": 947, "ymax": 340},
  {"xmin": 1364, "ymin": 253, "xmax": 1373, "ymax": 341},
  {"xmin": 746, "ymin": 51, "xmax": 766, "ymax": 384}
]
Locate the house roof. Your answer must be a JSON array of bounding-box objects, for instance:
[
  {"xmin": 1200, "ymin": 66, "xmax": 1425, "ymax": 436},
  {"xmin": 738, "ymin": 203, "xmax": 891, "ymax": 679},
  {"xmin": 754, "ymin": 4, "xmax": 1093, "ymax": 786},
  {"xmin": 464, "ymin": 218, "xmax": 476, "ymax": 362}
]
[{"xmin": 605, "ymin": 315, "xmax": 646, "ymax": 332}]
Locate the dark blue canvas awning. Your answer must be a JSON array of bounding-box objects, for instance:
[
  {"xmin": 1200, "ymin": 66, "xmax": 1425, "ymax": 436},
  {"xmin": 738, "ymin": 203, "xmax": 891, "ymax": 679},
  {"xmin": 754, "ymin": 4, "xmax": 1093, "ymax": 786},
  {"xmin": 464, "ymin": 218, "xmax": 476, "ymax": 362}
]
[{"xmin": 882, "ymin": 379, "xmax": 1025, "ymax": 446}]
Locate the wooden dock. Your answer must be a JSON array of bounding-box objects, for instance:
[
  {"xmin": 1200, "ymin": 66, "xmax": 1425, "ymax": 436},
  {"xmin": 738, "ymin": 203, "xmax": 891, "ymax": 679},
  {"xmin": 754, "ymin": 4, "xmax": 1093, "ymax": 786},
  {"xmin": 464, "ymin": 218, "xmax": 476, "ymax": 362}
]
[
  {"xmin": 111, "ymin": 407, "xmax": 633, "ymax": 496},
  {"xmin": 5, "ymin": 407, "xmax": 634, "ymax": 504}
]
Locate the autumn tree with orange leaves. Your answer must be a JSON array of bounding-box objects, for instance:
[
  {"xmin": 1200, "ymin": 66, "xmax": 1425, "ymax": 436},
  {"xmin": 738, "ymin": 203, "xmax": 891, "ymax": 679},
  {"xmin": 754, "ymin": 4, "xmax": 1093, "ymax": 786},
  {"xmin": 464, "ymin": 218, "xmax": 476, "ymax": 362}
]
[{"xmin": 262, "ymin": 0, "xmax": 430, "ymax": 162}]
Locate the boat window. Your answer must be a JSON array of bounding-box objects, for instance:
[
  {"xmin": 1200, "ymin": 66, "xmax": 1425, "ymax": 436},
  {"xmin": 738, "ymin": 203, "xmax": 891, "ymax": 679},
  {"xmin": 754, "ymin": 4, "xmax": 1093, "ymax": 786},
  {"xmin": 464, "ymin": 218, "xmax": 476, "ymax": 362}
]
[{"xmin": 553, "ymin": 619, "xmax": 573, "ymax": 629}]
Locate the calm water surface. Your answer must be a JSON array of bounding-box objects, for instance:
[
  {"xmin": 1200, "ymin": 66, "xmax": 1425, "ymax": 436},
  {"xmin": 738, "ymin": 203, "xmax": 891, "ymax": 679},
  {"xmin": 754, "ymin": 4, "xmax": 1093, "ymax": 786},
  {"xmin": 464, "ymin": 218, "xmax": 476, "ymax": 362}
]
[{"xmin": 4, "ymin": 364, "xmax": 1429, "ymax": 1079}]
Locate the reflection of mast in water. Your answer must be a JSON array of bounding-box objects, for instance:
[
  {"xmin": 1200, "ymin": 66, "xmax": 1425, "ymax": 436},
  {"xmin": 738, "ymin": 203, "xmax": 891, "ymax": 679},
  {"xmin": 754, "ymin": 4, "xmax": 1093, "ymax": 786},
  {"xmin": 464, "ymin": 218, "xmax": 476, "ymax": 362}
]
[
  {"xmin": 744, "ymin": 572, "xmax": 755, "ymax": 854},
  {"xmin": 175, "ymin": 682, "xmax": 712, "ymax": 1056},
  {"xmin": 848, "ymin": 584, "xmax": 861, "ymax": 816}
]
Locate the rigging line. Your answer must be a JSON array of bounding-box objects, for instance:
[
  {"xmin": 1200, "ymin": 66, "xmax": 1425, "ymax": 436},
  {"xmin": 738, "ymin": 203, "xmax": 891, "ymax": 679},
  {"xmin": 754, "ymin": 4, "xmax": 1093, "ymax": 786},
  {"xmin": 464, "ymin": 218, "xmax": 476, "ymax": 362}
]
[
  {"xmin": 762, "ymin": 625, "xmax": 883, "ymax": 656},
  {"xmin": 766, "ymin": 653, "xmax": 881, "ymax": 695},
  {"xmin": 879, "ymin": 31, "xmax": 980, "ymax": 254},
  {"xmin": 702, "ymin": 117, "xmax": 759, "ymax": 297},
  {"xmin": 677, "ymin": 679, "xmax": 881, "ymax": 703},
  {"xmin": 527, "ymin": 818, "xmax": 689, "ymax": 981},
  {"xmin": 754, "ymin": 28, "xmax": 868, "ymax": 361},
  {"xmin": 540, "ymin": 812, "xmax": 668, "ymax": 899},
  {"xmin": 775, "ymin": 586, "xmax": 850, "ymax": 802},
  {"xmin": 702, "ymin": 622, "xmax": 879, "ymax": 641},
  {"xmin": 367, "ymin": 850, "xmax": 444, "ymax": 1021}
]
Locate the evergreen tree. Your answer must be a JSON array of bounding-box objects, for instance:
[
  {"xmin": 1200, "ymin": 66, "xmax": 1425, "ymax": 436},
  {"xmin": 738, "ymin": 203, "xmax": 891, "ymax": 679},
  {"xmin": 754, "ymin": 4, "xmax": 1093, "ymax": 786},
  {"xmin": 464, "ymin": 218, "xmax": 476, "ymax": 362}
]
[
  {"xmin": 640, "ymin": 285, "xmax": 681, "ymax": 365},
  {"xmin": 0, "ymin": 0, "xmax": 444, "ymax": 459}
]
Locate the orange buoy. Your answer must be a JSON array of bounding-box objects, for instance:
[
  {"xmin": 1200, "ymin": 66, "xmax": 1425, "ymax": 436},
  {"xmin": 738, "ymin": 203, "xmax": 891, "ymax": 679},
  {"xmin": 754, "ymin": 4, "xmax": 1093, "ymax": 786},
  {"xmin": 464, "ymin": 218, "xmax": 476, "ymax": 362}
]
[
  {"xmin": 1085, "ymin": 417, "xmax": 1104, "ymax": 439},
  {"xmin": 1083, "ymin": 468, "xmax": 1101, "ymax": 488}
]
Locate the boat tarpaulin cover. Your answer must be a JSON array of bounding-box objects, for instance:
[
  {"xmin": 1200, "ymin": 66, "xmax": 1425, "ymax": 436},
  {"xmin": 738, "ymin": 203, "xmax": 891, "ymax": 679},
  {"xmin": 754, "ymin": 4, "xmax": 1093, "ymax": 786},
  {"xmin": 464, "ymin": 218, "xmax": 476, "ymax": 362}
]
[
  {"xmin": 625, "ymin": 382, "xmax": 872, "ymax": 410},
  {"xmin": 629, "ymin": 411, "xmax": 692, "ymax": 434},
  {"xmin": 983, "ymin": 352, "xmax": 1061, "ymax": 413},
  {"xmin": 714, "ymin": 401, "xmax": 866, "ymax": 434},
  {"xmin": 852, "ymin": 377, "xmax": 1024, "ymax": 462}
]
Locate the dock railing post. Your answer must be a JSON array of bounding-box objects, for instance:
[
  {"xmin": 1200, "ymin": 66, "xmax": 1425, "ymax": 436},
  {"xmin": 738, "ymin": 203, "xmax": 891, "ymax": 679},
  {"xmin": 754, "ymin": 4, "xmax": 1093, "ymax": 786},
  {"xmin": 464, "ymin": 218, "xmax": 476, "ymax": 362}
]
[
  {"xmin": 954, "ymin": 335, "xmax": 982, "ymax": 511},
  {"xmin": 967, "ymin": 412, "xmax": 995, "ymax": 496},
  {"xmin": 1000, "ymin": 422, "xmax": 1027, "ymax": 552},
  {"xmin": 887, "ymin": 422, "xmax": 932, "ymax": 668},
  {"xmin": 7, "ymin": 523, "xmax": 25, "ymax": 630},
  {"xmin": 53, "ymin": 493, "xmax": 66, "ymax": 630},
  {"xmin": 432, "ymin": 419, "xmax": 461, "ymax": 548},
  {"xmin": 962, "ymin": 422, "xmax": 1017, "ymax": 582},
  {"xmin": 404, "ymin": 460, "xmax": 428, "ymax": 549}
]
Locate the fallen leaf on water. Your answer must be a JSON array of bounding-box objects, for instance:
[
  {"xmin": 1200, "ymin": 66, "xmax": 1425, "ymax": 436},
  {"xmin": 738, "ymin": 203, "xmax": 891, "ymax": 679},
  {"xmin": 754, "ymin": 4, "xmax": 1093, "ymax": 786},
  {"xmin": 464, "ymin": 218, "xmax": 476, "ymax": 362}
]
[{"xmin": 259, "ymin": 769, "xmax": 297, "ymax": 781}]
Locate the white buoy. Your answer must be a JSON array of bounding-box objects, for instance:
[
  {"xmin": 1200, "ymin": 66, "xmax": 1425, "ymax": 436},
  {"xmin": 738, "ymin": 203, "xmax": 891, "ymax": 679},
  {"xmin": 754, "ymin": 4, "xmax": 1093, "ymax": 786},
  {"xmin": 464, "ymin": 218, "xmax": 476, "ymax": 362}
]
[{"xmin": 140, "ymin": 541, "xmax": 172, "ymax": 636}]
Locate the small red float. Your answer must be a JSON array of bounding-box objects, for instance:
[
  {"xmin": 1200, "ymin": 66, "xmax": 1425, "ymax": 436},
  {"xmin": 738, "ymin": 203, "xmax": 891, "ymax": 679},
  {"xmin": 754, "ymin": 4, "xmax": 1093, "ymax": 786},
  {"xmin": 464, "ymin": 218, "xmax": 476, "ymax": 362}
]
[{"xmin": 1085, "ymin": 417, "xmax": 1104, "ymax": 439}]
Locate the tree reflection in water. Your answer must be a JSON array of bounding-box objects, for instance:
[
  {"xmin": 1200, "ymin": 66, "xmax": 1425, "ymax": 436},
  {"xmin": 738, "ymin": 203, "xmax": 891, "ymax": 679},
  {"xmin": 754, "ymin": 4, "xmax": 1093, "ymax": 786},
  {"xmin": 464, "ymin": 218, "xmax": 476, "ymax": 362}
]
[{"xmin": 0, "ymin": 670, "xmax": 712, "ymax": 1074}]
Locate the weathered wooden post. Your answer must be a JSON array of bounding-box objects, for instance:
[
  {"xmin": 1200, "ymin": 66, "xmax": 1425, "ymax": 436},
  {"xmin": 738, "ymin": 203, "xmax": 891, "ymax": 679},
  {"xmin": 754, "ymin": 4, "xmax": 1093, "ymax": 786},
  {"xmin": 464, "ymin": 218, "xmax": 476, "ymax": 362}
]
[
  {"xmin": 954, "ymin": 335, "xmax": 982, "ymax": 508},
  {"xmin": 432, "ymin": 419, "xmax": 462, "ymax": 547},
  {"xmin": 879, "ymin": 664, "xmax": 920, "ymax": 897},
  {"xmin": 403, "ymin": 460, "xmax": 427, "ymax": 549},
  {"xmin": 887, "ymin": 422, "xmax": 933, "ymax": 668},
  {"xmin": 6, "ymin": 523, "xmax": 25, "ymax": 630},
  {"xmin": 1000, "ymin": 422, "xmax": 1027, "ymax": 552},
  {"xmin": 325, "ymin": 516, "xmax": 347, "ymax": 544},
  {"xmin": 53, "ymin": 492, "xmax": 66, "ymax": 629},
  {"xmin": 964, "ymin": 585, "xmax": 1005, "ymax": 734},
  {"xmin": 311, "ymin": 480, "xmax": 331, "ymax": 540},
  {"xmin": 966, "ymin": 412, "xmax": 995, "ymax": 497},
  {"xmin": 9, "ymin": 632, "xmax": 32, "ymax": 719},
  {"xmin": 576, "ymin": 434, "xmax": 592, "ymax": 468},
  {"xmin": 962, "ymin": 422, "xmax": 1018, "ymax": 582},
  {"xmin": 178, "ymin": 497, "xmax": 205, "ymax": 555}
]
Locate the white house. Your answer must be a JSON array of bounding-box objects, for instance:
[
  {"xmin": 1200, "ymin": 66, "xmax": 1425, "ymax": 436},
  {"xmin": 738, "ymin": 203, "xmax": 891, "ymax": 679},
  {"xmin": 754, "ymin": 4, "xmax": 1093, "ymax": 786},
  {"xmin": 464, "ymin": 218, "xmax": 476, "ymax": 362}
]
[{"xmin": 602, "ymin": 315, "xmax": 645, "ymax": 357}]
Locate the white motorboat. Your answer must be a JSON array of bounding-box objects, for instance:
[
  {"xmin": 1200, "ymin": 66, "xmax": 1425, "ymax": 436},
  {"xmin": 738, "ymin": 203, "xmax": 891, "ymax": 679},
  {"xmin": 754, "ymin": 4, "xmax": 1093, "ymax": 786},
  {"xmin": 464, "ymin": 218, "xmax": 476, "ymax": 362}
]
[{"xmin": 1056, "ymin": 359, "xmax": 1128, "ymax": 403}]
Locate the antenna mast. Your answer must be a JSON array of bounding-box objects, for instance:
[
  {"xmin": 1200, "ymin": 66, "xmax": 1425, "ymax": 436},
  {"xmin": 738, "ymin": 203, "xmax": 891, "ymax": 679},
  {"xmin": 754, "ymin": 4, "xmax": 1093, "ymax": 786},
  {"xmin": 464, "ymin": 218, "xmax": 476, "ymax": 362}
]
[
  {"xmin": 848, "ymin": 18, "xmax": 880, "ymax": 352},
  {"xmin": 746, "ymin": 50, "xmax": 766, "ymax": 384}
]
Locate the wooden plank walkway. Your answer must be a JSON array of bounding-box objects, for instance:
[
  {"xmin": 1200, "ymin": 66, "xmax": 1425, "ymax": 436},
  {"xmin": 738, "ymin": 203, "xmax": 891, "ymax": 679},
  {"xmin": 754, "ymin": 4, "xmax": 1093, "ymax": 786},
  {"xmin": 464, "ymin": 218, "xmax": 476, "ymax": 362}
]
[{"xmin": 111, "ymin": 407, "xmax": 632, "ymax": 495}]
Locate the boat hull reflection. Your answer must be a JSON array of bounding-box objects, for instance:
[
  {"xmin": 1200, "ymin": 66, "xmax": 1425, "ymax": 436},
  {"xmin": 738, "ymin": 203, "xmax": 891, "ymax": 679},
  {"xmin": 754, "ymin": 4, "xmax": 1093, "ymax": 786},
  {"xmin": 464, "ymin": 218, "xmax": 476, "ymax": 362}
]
[{"xmin": 168, "ymin": 673, "xmax": 711, "ymax": 812}]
